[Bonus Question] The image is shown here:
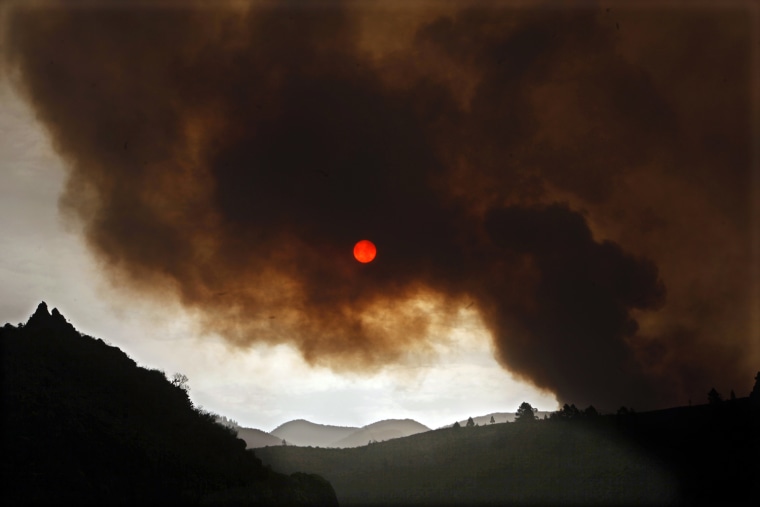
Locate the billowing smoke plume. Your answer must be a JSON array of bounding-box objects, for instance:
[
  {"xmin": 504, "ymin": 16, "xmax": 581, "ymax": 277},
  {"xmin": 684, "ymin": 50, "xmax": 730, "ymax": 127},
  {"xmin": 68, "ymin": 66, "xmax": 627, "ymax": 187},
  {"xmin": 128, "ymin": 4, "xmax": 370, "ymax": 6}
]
[{"xmin": 3, "ymin": 1, "xmax": 757, "ymax": 410}]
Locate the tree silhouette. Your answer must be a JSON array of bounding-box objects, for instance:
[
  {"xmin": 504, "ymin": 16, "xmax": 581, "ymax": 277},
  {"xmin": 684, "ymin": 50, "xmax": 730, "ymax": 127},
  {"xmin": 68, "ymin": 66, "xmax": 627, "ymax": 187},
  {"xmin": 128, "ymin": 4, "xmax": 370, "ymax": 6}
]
[
  {"xmin": 708, "ymin": 387, "xmax": 722, "ymax": 405},
  {"xmin": 453, "ymin": 421, "xmax": 461, "ymax": 429},
  {"xmin": 171, "ymin": 373, "xmax": 190, "ymax": 392},
  {"xmin": 515, "ymin": 402, "xmax": 537, "ymax": 423},
  {"xmin": 550, "ymin": 403, "xmax": 581, "ymax": 421},
  {"xmin": 466, "ymin": 417, "xmax": 475, "ymax": 427},
  {"xmin": 489, "ymin": 415, "xmax": 495, "ymax": 424},
  {"xmin": 583, "ymin": 405, "xmax": 599, "ymax": 418}
]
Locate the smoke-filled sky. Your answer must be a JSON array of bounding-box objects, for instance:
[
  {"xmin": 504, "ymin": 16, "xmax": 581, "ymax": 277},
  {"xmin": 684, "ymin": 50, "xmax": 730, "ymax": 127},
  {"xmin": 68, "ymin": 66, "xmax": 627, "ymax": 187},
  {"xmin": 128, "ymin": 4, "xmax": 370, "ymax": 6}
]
[{"xmin": 1, "ymin": 0, "xmax": 758, "ymax": 429}]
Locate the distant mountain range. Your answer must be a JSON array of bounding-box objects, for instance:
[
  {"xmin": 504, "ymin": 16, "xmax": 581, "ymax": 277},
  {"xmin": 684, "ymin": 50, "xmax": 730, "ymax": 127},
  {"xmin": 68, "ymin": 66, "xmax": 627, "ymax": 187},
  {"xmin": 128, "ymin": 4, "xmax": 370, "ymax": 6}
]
[
  {"xmin": 271, "ymin": 419, "xmax": 359, "ymax": 447},
  {"xmin": 232, "ymin": 413, "xmax": 572, "ymax": 449},
  {"xmin": 230, "ymin": 418, "xmax": 432, "ymax": 448},
  {"xmin": 330, "ymin": 419, "xmax": 430, "ymax": 448},
  {"xmin": 235, "ymin": 426, "xmax": 283, "ymax": 449}
]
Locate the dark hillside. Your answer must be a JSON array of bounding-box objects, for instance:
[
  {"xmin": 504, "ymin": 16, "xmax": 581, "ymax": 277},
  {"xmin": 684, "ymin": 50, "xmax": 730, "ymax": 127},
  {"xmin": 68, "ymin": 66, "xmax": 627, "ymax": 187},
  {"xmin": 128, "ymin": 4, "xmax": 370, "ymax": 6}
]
[
  {"xmin": 258, "ymin": 420, "xmax": 677, "ymax": 506},
  {"xmin": 1, "ymin": 302, "xmax": 338, "ymax": 506},
  {"xmin": 237, "ymin": 427, "xmax": 284, "ymax": 449},
  {"xmin": 258, "ymin": 397, "xmax": 759, "ymax": 506},
  {"xmin": 612, "ymin": 398, "xmax": 758, "ymax": 506}
]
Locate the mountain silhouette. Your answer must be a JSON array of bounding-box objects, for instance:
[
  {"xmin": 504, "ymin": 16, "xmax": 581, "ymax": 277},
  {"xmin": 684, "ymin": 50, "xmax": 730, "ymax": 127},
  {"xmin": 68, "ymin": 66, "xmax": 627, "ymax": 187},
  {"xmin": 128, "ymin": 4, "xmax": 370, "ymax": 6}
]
[
  {"xmin": 268, "ymin": 418, "xmax": 431, "ymax": 448},
  {"xmin": 236, "ymin": 426, "xmax": 285, "ymax": 449},
  {"xmin": 1, "ymin": 302, "xmax": 338, "ymax": 506},
  {"xmin": 331, "ymin": 419, "xmax": 430, "ymax": 448},
  {"xmin": 271, "ymin": 420, "xmax": 360, "ymax": 447}
]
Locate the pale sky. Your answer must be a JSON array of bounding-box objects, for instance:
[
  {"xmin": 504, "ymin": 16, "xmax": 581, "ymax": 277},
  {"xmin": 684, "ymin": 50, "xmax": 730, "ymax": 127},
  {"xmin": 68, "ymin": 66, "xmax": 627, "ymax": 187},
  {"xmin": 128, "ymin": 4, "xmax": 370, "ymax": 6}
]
[{"xmin": 0, "ymin": 74, "xmax": 558, "ymax": 431}]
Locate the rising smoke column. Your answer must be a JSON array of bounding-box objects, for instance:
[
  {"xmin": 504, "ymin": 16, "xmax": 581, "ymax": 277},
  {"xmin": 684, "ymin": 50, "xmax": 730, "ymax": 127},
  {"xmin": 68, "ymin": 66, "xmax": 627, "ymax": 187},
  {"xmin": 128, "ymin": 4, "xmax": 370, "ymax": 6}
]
[{"xmin": 2, "ymin": 0, "xmax": 757, "ymax": 410}]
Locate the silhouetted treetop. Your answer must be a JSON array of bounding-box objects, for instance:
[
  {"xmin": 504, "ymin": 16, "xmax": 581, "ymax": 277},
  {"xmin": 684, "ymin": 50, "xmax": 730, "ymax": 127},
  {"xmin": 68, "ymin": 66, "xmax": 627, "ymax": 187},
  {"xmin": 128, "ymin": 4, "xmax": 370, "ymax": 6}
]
[
  {"xmin": 550, "ymin": 403, "xmax": 582, "ymax": 421},
  {"xmin": 515, "ymin": 402, "xmax": 537, "ymax": 423},
  {"xmin": 708, "ymin": 387, "xmax": 723, "ymax": 405},
  {"xmin": 583, "ymin": 405, "xmax": 599, "ymax": 418},
  {"xmin": 466, "ymin": 417, "xmax": 475, "ymax": 427},
  {"xmin": 171, "ymin": 372, "xmax": 190, "ymax": 392}
]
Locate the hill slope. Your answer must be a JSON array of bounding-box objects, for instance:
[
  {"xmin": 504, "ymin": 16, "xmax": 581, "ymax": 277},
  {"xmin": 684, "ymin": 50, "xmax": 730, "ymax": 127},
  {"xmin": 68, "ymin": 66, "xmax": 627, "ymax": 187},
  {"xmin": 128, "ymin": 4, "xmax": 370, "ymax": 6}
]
[
  {"xmin": 450, "ymin": 411, "xmax": 552, "ymax": 427},
  {"xmin": 271, "ymin": 419, "xmax": 360, "ymax": 447},
  {"xmin": 258, "ymin": 402, "xmax": 758, "ymax": 506},
  {"xmin": 332, "ymin": 419, "xmax": 430, "ymax": 448},
  {"xmin": 0, "ymin": 302, "xmax": 338, "ymax": 506},
  {"xmin": 236, "ymin": 426, "xmax": 285, "ymax": 449},
  {"xmin": 258, "ymin": 421, "xmax": 677, "ymax": 506}
]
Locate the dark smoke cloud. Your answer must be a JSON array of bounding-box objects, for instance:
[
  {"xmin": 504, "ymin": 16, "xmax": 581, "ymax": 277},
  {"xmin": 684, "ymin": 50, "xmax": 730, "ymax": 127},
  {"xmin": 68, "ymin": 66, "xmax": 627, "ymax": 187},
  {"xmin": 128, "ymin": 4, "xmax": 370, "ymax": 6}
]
[
  {"xmin": 3, "ymin": 0, "xmax": 757, "ymax": 410},
  {"xmin": 482, "ymin": 203, "xmax": 666, "ymax": 409}
]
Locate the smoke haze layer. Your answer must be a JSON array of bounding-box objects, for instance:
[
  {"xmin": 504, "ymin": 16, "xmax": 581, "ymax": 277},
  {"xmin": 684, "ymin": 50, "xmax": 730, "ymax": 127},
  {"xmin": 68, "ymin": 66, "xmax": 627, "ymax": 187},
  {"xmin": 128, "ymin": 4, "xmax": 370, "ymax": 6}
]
[{"xmin": 3, "ymin": 0, "xmax": 757, "ymax": 410}]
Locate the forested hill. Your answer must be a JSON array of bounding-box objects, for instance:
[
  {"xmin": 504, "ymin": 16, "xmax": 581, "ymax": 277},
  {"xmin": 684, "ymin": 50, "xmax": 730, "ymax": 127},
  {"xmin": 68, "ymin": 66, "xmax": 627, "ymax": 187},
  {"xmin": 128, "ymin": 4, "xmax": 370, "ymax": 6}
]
[
  {"xmin": 258, "ymin": 385, "xmax": 760, "ymax": 506},
  {"xmin": 0, "ymin": 302, "xmax": 338, "ymax": 506}
]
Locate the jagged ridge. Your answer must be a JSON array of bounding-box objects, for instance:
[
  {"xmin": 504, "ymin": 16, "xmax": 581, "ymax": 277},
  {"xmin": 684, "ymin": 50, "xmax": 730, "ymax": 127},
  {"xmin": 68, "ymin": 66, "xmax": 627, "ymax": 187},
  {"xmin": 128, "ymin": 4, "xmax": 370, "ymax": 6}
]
[{"xmin": 1, "ymin": 302, "xmax": 338, "ymax": 506}]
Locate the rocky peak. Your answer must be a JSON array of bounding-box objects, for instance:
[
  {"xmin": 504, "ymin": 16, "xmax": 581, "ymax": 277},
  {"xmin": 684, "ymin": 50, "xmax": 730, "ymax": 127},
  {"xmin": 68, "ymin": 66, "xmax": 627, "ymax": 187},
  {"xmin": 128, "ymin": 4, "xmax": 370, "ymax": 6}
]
[
  {"xmin": 35, "ymin": 301, "xmax": 50, "ymax": 317},
  {"xmin": 25, "ymin": 301, "xmax": 73, "ymax": 333},
  {"xmin": 51, "ymin": 307, "xmax": 66, "ymax": 322},
  {"xmin": 26, "ymin": 301, "xmax": 51, "ymax": 327}
]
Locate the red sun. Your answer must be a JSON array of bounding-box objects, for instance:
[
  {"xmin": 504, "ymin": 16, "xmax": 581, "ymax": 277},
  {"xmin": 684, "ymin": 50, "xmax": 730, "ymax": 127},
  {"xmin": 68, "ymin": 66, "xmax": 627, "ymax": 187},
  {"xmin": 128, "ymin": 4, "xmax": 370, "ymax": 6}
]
[{"xmin": 353, "ymin": 239, "xmax": 377, "ymax": 263}]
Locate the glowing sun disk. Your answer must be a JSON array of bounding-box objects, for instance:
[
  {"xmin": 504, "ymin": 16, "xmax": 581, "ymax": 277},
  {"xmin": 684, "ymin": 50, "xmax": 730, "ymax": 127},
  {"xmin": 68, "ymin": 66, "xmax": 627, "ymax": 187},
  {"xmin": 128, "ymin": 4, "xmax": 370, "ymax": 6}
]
[{"xmin": 353, "ymin": 240, "xmax": 377, "ymax": 263}]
